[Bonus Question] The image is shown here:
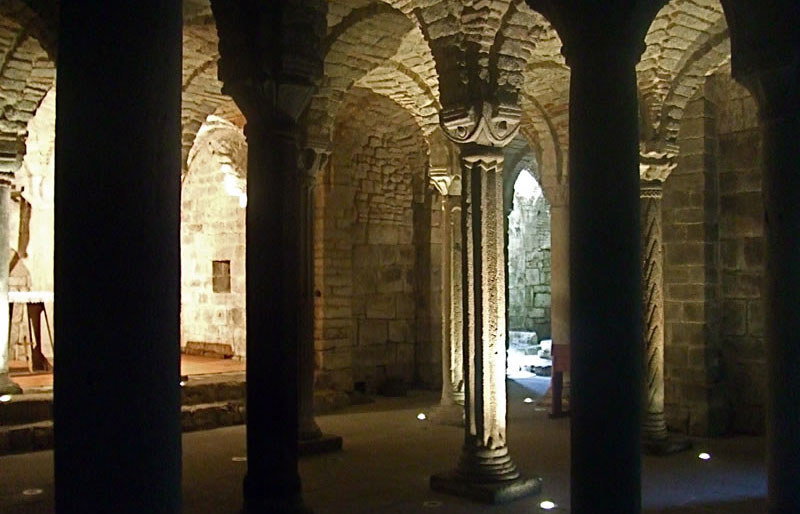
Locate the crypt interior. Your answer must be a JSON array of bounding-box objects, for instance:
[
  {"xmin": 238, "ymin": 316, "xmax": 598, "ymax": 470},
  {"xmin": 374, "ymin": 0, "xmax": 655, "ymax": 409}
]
[{"xmin": 0, "ymin": 0, "xmax": 798, "ymax": 513}]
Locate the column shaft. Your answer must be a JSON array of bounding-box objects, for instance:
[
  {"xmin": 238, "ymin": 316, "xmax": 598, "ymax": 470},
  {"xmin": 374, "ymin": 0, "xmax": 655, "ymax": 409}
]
[
  {"xmin": 0, "ymin": 182, "xmax": 20, "ymax": 393},
  {"xmin": 640, "ymin": 182, "xmax": 667, "ymax": 441},
  {"xmin": 569, "ymin": 52, "xmax": 643, "ymax": 513},
  {"xmin": 756, "ymin": 66, "xmax": 800, "ymax": 514},
  {"xmin": 242, "ymin": 120, "xmax": 307, "ymax": 511},
  {"xmin": 54, "ymin": 2, "xmax": 182, "ymax": 512},
  {"xmin": 436, "ymin": 194, "xmax": 464, "ymax": 421},
  {"xmin": 298, "ymin": 162, "xmax": 321, "ymax": 441}
]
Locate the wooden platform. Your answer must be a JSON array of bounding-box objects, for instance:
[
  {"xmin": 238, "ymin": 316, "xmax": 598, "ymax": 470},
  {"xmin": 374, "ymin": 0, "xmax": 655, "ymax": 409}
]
[{"xmin": 9, "ymin": 354, "xmax": 247, "ymax": 391}]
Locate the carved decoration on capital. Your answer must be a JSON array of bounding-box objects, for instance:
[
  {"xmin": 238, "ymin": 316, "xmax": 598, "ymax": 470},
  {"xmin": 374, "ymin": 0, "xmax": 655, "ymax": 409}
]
[
  {"xmin": 429, "ymin": 167, "xmax": 462, "ymax": 197},
  {"xmin": 441, "ymin": 101, "xmax": 521, "ymax": 148},
  {"xmin": 0, "ymin": 135, "xmax": 24, "ymax": 182},
  {"xmin": 640, "ymin": 150, "xmax": 677, "ymax": 183},
  {"xmin": 298, "ymin": 138, "xmax": 331, "ymax": 190}
]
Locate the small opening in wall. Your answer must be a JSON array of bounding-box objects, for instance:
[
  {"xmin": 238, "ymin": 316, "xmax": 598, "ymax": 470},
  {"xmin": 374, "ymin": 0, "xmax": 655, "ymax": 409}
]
[{"xmin": 212, "ymin": 260, "xmax": 231, "ymax": 293}]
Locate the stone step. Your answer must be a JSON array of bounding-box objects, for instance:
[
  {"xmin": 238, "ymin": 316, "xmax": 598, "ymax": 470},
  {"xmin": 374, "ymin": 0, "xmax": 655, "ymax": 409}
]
[{"xmin": 0, "ymin": 373, "xmax": 352, "ymax": 456}]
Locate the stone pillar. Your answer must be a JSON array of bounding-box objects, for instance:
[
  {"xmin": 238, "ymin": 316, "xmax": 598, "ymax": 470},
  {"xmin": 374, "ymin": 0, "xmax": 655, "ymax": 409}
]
[
  {"xmin": 544, "ymin": 185, "xmax": 569, "ymax": 414},
  {"xmin": 297, "ymin": 143, "xmax": 342, "ymax": 455},
  {"xmin": 54, "ymin": 2, "xmax": 182, "ymax": 512},
  {"xmin": 238, "ymin": 116, "xmax": 307, "ymax": 513},
  {"xmin": 0, "ymin": 178, "xmax": 21, "ymax": 394},
  {"xmin": 744, "ymin": 63, "xmax": 800, "ymax": 513},
  {"xmin": 212, "ymin": 1, "xmax": 326, "ymax": 510},
  {"xmin": 639, "ymin": 175, "xmax": 690, "ymax": 455},
  {"xmin": 431, "ymin": 101, "xmax": 541, "ymax": 501},
  {"xmin": 430, "ymin": 172, "xmax": 464, "ymax": 426},
  {"xmin": 566, "ymin": 38, "xmax": 644, "ymax": 513}
]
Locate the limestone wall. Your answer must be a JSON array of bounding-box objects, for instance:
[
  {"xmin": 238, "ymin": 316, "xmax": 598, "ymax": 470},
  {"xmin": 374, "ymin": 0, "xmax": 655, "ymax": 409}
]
[
  {"xmin": 180, "ymin": 116, "xmax": 247, "ymax": 357},
  {"xmin": 315, "ymin": 89, "xmax": 434, "ymax": 392},
  {"xmin": 713, "ymin": 69, "xmax": 765, "ymax": 434},
  {"xmin": 507, "ymin": 176, "xmax": 551, "ymax": 337},
  {"xmin": 663, "ymin": 67, "xmax": 765, "ymax": 436}
]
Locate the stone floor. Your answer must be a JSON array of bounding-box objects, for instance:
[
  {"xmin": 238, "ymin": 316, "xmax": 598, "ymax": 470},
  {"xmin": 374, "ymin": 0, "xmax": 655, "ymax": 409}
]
[{"xmin": 1, "ymin": 380, "xmax": 766, "ymax": 514}]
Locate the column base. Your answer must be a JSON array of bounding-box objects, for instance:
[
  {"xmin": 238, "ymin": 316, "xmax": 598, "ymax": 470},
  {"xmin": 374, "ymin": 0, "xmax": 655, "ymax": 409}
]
[
  {"xmin": 430, "ymin": 471, "xmax": 541, "ymax": 504},
  {"xmin": 0, "ymin": 373, "xmax": 22, "ymax": 395},
  {"xmin": 643, "ymin": 435, "xmax": 692, "ymax": 456},
  {"xmin": 429, "ymin": 402, "xmax": 464, "ymax": 427},
  {"xmin": 241, "ymin": 500, "xmax": 313, "ymax": 514},
  {"xmin": 298, "ymin": 433, "xmax": 342, "ymax": 457}
]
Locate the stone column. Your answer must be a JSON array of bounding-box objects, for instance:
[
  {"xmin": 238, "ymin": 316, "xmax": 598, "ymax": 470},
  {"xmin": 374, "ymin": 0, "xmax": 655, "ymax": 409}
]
[
  {"xmin": 431, "ymin": 102, "xmax": 540, "ymax": 502},
  {"xmin": 544, "ymin": 184, "xmax": 569, "ymax": 415},
  {"xmin": 430, "ymin": 172, "xmax": 464, "ymax": 426},
  {"xmin": 212, "ymin": 1, "xmax": 326, "ymax": 510},
  {"xmin": 297, "ymin": 143, "xmax": 342, "ymax": 455},
  {"xmin": 744, "ymin": 63, "xmax": 800, "ymax": 513},
  {"xmin": 639, "ymin": 174, "xmax": 690, "ymax": 455},
  {"xmin": 565, "ymin": 37, "xmax": 644, "ymax": 513},
  {"xmin": 54, "ymin": 2, "xmax": 182, "ymax": 512},
  {"xmin": 0, "ymin": 178, "xmax": 21, "ymax": 394}
]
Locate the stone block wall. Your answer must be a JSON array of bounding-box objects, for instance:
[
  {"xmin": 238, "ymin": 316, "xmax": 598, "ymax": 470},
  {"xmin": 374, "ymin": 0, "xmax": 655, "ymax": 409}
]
[
  {"xmin": 507, "ymin": 183, "xmax": 552, "ymax": 337},
  {"xmin": 315, "ymin": 89, "xmax": 435, "ymax": 392},
  {"xmin": 663, "ymin": 68, "xmax": 765, "ymax": 436},
  {"xmin": 712, "ymin": 67, "xmax": 765, "ymax": 434},
  {"xmin": 180, "ymin": 117, "xmax": 247, "ymax": 357}
]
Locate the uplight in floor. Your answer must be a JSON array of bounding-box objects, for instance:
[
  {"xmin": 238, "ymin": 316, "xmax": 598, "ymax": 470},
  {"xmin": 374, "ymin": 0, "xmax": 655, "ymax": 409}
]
[
  {"xmin": 698, "ymin": 452, "xmax": 711, "ymax": 461},
  {"xmin": 417, "ymin": 412, "xmax": 427, "ymax": 421},
  {"xmin": 539, "ymin": 500, "xmax": 556, "ymax": 510}
]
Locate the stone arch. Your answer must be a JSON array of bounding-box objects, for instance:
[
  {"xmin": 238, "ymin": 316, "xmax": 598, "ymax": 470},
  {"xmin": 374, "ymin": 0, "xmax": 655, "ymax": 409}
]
[
  {"xmin": 639, "ymin": 0, "xmax": 730, "ymax": 152},
  {"xmin": 0, "ymin": 2, "xmax": 56, "ymax": 173},
  {"xmin": 181, "ymin": 23, "xmax": 229, "ymax": 176},
  {"xmin": 308, "ymin": 3, "xmax": 422, "ymax": 142}
]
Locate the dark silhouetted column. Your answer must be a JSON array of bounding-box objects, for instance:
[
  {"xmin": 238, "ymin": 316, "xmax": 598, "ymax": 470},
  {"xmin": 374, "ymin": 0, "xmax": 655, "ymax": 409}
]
[
  {"xmin": 566, "ymin": 38, "xmax": 644, "ymax": 513},
  {"xmin": 431, "ymin": 102, "xmax": 541, "ymax": 502},
  {"xmin": 54, "ymin": 2, "xmax": 182, "ymax": 512},
  {"xmin": 746, "ymin": 63, "xmax": 800, "ymax": 514},
  {"xmin": 211, "ymin": 1, "xmax": 326, "ymax": 511}
]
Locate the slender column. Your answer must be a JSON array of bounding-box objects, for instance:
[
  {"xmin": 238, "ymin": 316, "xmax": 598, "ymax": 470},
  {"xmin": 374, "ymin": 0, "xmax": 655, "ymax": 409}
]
[
  {"xmin": 640, "ymin": 178, "xmax": 690, "ymax": 455},
  {"xmin": 745, "ymin": 64, "xmax": 800, "ymax": 514},
  {"xmin": 431, "ymin": 142, "xmax": 540, "ymax": 503},
  {"xmin": 431, "ymin": 174, "xmax": 465, "ymax": 426},
  {"xmin": 54, "ymin": 2, "xmax": 182, "ymax": 512},
  {"xmin": 566, "ymin": 40, "xmax": 643, "ymax": 513},
  {"xmin": 544, "ymin": 185, "xmax": 569, "ymax": 416},
  {"xmin": 297, "ymin": 144, "xmax": 342, "ymax": 455},
  {"xmin": 0, "ymin": 179, "xmax": 21, "ymax": 394}
]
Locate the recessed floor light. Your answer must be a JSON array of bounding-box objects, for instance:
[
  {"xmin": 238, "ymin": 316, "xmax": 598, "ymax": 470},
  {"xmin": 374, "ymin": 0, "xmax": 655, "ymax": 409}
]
[
  {"xmin": 417, "ymin": 413, "xmax": 427, "ymax": 421},
  {"xmin": 23, "ymin": 489, "xmax": 43, "ymax": 496},
  {"xmin": 231, "ymin": 456, "xmax": 247, "ymax": 462},
  {"xmin": 698, "ymin": 452, "xmax": 711, "ymax": 461},
  {"xmin": 423, "ymin": 500, "xmax": 442, "ymax": 508},
  {"xmin": 0, "ymin": 394, "xmax": 11, "ymax": 403},
  {"xmin": 524, "ymin": 397, "xmax": 534, "ymax": 404},
  {"xmin": 540, "ymin": 499, "xmax": 556, "ymax": 510}
]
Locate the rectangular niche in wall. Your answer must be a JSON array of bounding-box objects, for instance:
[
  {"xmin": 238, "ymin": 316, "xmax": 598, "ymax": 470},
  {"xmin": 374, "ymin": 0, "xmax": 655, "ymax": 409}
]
[{"xmin": 212, "ymin": 260, "xmax": 231, "ymax": 293}]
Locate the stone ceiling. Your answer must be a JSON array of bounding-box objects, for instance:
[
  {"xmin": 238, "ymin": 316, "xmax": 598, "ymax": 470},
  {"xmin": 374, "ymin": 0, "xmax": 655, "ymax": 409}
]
[{"xmin": 0, "ymin": 0, "xmax": 735, "ymax": 185}]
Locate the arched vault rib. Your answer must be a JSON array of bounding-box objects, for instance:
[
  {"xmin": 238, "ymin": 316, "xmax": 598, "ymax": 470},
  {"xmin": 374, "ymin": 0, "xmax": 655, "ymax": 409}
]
[{"xmin": 307, "ymin": 5, "xmax": 418, "ymax": 143}]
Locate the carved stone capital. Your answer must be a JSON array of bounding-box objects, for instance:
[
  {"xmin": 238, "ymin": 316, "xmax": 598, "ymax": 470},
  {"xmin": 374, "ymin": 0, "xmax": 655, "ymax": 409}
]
[
  {"xmin": 429, "ymin": 166, "xmax": 462, "ymax": 197},
  {"xmin": 639, "ymin": 151, "xmax": 677, "ymax": 182},
  {"xmin": 0, "ymin": 136, "xmax": 24, "ymax": 178},
  {"xmin": 298, "ymin": 146, "xmax": 330, "ymax": 188},
  {"xmin": 441, "ymin": 102, "xmax": 521, "ymax": 148},
  {"xmin": 640, "ymin": 180, "xmax": 663, "ymax": 200}
]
